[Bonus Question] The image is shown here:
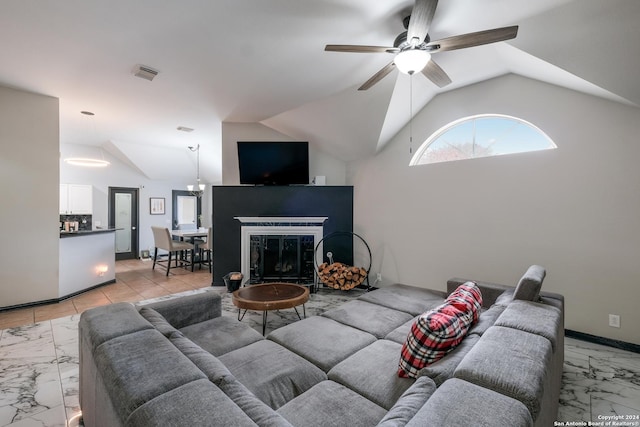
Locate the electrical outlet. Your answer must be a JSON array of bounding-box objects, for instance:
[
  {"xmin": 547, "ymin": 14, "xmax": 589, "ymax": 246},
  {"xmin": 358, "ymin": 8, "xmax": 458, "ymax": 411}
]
[
  {"xmin": 608, "ymin": 314, "xmax": 621, "ymax": 328},
  {"xmin": 376, "ymin": 273, "xmax": 382, "ymax": 282}
]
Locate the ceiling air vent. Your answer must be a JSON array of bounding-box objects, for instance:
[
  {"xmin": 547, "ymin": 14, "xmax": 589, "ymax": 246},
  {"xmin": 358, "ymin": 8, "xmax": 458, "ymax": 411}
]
[{"xmin": 133, "ymin": 65, "xmax": 159, "ymax": 81}]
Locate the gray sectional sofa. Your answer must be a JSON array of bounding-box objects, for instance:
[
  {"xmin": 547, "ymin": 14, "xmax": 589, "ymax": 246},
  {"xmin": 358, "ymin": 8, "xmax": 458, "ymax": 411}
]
[{"xmin": 78, "ymin": 265, "xmax": 564, "ymax": 426}]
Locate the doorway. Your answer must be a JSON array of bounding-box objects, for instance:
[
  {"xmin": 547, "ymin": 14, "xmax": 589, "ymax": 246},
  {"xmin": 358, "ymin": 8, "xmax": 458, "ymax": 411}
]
[{"xmin": 109, "ymin": 187, "xmax": 139, "ymax": 260}]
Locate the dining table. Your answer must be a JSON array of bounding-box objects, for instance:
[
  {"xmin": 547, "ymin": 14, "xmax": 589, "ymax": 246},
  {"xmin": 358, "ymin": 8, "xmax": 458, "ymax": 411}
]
[{"xmin": 170, "ymin": 228, "xmax": 208, "ymax": 271}]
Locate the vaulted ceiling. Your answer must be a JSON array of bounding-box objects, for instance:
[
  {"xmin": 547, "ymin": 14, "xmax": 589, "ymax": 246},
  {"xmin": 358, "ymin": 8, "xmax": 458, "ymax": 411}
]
[{"xmin": 1, "ymin": 0, "xmax": 638, "ymax": 184}]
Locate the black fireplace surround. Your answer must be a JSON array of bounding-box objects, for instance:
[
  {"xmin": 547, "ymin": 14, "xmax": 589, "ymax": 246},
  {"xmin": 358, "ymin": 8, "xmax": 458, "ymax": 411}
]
[{"xmin": 211, "ymin": 186, "xmax": 354, "ymax": 287}]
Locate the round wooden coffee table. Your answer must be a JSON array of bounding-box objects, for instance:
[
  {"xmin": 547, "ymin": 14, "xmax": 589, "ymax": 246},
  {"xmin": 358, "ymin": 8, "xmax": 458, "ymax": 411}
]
[{"xmin": 232, "ymin": 283, "xmax": 310, "ymax": 335}]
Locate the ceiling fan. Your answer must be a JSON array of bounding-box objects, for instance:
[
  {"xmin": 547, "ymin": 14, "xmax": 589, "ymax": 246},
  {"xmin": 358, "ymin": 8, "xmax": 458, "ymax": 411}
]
[{"xmin": 325, "ymin": 0, "xmax": 518, "ymax": 90}]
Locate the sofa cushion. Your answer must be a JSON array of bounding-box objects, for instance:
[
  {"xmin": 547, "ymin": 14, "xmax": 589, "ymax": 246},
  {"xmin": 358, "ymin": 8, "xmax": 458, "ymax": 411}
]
[
  {"xmin": 94, "ymin": 328, "xmax": 206, "ymax": 422},
  {"xmin": 453, "ymin": 326, "xmax": 552, "ymax": 420},
  {"xmin": 219, "ymin": 340, "xmax": 327, "ymax": 409},
  {"xmin": 138, "ymin": 307, "xmax": 178, "ymax": 337},
  {"xmin": 179, "ymin": 315, "xmax": 264, "ymax": 356},
  {"xmin": 277, "ymin": 381, "xmax": 387, "ymax": 427},
  {"xmin": 168, "ymin": 332, "xmax": 291, "ymax": 427},
  {"xmin": 495, "ymin": 288, "xmax": 515, "ymax": 306},
  {"xmin": 216, "ymin": 375, "xmax": 294, "ymax": 427},
  {"xmin": 322, "ymin": 300, "xmax": 413, "ymax": 339},
  {"xmin": 168, "ymin": 331, "xmax": 234, "ymax": 384},
  {"xmin": 513, "ymin": 265, "xmax": 545, "ymax": 301},
  {"xmin": 125, "ymin": 378, "xmax": 258, "ymax": 427},
  {"xmin": 398, "ymin": 282, "xmax": 482, "ymax": 378},
  {"xmin": 268, "ymin": 315, "xmax": 377, "ymax": 372},
  {"xmin": 328, "ymin": 340, "xmax": 414, "ymax": 410},
  {"xmin": 494, "ymin": 300, "xmax": 562, "ymax": 351},
  {"xmin": 417, "ymin": 334, "xmax": 480, "ymax": 386},
  {"xmin": 357, "ymin": 284, "xmax": 446, "ymax": 316},
  {"xmin": 384, "ymin": 316, "xmax": 417, "ymax": 345},
  {"xmin": 468, "ymin": 304, "xmax": 507, "ymax": 337},
  {"xmin": 406, "ymin": 378, "xmax": 533, "ymax": 427},
  {"xmin": 375, "ymin": 376, "xmax": 437, "ymax": 427}
]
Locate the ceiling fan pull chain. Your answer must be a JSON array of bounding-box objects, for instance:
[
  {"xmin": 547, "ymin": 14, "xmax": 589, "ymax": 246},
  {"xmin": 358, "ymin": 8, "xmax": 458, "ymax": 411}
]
[{"xmin": 409, "ymin": 76, "xmax": 413, "ymax": 155}]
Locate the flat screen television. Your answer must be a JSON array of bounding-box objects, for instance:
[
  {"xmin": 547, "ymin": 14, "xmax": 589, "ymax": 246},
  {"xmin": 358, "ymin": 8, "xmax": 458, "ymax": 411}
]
[{"xmin": 237, "ymin": 141, "xmax": 309, "ymax": 186}]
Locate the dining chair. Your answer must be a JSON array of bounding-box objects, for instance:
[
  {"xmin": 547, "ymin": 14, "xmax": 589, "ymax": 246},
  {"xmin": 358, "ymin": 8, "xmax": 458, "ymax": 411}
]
[
  {"xmin": 151, "ymin": 226, "xmax": 194, "ymax": 276},
  {"xmin": 177, "ymin": 223, "xmax": 205, "ymax": 270},
  {"xmin": 198, "ymin": 227, "xmax": 213, "ymax": 273}
]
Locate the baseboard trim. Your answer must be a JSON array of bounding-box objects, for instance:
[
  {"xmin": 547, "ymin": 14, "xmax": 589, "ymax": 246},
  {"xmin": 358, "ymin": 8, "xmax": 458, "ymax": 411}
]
[
  {"xmin": 0, "ymin": 279, "xmax": 117, "ymax": 313},
  {"xmin": 565, "ymin": 329, "xmax": 640, "ymax": 354}
]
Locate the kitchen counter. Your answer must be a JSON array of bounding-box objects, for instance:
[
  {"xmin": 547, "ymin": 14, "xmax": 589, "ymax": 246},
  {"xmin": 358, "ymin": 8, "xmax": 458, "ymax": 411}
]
[{"xmin": 60, "ymin": 228, "xmax": 119, "ymax": 238}]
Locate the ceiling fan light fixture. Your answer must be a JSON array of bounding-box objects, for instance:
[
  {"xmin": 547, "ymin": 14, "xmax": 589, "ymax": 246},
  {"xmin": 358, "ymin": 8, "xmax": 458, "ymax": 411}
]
[{"xmin": 394, "ymin": 49, "xmax": 431, "ymax": 75}]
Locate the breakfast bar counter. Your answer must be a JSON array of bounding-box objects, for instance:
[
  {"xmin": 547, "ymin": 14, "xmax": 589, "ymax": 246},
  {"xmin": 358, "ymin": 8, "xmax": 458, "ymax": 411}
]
[
  {"xmin": 59, "ymin": 228, "xmax": 119, "ymax": 238},
  {"xmin": 59, "ymin": 228, "xmax": 116, "ymax": 298}
]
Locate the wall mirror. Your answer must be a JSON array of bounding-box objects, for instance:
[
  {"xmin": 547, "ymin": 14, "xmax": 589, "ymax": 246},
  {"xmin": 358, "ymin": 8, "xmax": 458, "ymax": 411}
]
[{"xmin": 172, "ymin": 190, "xmax": 202, "ymax": 229}]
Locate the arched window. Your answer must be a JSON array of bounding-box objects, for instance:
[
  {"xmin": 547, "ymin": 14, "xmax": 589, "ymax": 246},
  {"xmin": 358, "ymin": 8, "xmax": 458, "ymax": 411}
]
[{"xmin": 410, "ymin": 114, "xmax": 556, "ymax": 166}]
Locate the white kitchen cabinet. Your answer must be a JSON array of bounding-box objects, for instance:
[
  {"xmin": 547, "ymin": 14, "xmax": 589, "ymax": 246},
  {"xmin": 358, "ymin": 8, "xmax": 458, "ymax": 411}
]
[
  {"xmin": 59, "ymin": 184, "xmax": 69, "ymax": 214},
  {"xmin": 60, "ymin": 184, "xmax": 93, "ymax": 214}
]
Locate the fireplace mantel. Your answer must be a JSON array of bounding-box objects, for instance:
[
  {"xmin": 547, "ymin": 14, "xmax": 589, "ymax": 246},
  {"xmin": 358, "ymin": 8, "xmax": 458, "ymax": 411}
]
[{"xmin": 234, "ymin": 217, "xmax": 328, "ymax": 225}]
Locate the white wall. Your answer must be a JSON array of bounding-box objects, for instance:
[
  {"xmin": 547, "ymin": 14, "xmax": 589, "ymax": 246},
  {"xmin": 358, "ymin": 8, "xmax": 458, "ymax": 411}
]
[
  {"xmin": 349, "ymin": 74, "xmax": 640, "ymax": 345},
  {"xmin": 60, "ymin": 143, "xmax": 212, "ymax": 259},
  {"xmin": 221, "ymin": 122, "xmax": 347, "ymax": 185},
  {"xmin": 0, "ymin": 86, "xmax": 60, "ymax": 307}
]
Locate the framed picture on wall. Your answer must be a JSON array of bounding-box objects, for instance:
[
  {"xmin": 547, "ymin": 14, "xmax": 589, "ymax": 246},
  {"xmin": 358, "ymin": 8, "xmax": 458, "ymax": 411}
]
[{"xmin": 150, "ymin": 197, "xmax": 165, "ymax": 215}]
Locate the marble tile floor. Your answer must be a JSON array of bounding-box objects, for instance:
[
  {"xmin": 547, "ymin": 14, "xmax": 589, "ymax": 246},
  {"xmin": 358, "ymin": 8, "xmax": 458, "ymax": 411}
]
[
  {"xmin": 1, "ymin": 262, "xmax": 638, "ymax": 426},
  {"xmin": 559, "ymin": 337, "xmax": 640, "ymax": 423}
]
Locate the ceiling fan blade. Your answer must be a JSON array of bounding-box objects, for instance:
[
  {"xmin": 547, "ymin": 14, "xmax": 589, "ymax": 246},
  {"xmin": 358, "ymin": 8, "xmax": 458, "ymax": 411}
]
[
  {"xmin": 358, "ymin": 62, "xmax": 396, "ymax": 91},
  {"xmin": 325, "ymin": 44, "xmax": 398, "ymax": 53},
  {"xmin": 427, "ymin": 25, "xmax": 518, "ymax": 52},
  {"xmin": 407, "ymin": 0, "xmax": 438, "ymax": 44},
  {"xmin": 421, "ymin": 59, "xmax": 451, "ymax": 88}
]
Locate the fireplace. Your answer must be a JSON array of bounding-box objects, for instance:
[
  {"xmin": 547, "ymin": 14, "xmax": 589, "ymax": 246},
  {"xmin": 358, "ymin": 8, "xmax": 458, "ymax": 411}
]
[{"xmin": 235, "ymin": 217, "xmax": 328, "ymax": 285}]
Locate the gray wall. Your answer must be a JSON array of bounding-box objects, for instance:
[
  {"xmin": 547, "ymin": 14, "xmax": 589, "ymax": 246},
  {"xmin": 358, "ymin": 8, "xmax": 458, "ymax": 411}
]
[
  {"xmin": 349, "ymin": 74, "xmax": 640, "ymax": 345},
  {"xmin": 0, "ymin": 86, "xmax": 60, "ymax": 307}
]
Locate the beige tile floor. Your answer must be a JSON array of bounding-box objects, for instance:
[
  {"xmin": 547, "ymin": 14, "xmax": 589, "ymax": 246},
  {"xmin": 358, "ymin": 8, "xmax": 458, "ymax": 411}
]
[{"xmin": 0, "ymin": 259, "xmax": 213, "ymax": 329}]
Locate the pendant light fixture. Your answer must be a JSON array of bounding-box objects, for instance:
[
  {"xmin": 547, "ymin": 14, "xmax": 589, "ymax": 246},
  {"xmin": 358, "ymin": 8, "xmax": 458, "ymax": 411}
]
[
  {"xmin": 64, "ymin": 111, "xmax": 110, "ymax": 167},
  {"xmin": 187, "ymin": 144, "xmax": 205, "ymax": 197}
]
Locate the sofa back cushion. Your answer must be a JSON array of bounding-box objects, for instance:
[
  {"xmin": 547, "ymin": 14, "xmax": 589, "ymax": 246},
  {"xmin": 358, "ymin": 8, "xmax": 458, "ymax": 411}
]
[
  {"xmin": 398, "ymin": 282, "xmax": 482, "ymax": 378},
  {"xmin": 142, "ymin": 289, "xmax": 222, "ymax": 329},
  {"xmin": 79, "ymin": 303, "xmax": 154, "ymax": 352},
  {"xmin": 513, "ymin": 265, "xmax": 545, "ymax": 301}
]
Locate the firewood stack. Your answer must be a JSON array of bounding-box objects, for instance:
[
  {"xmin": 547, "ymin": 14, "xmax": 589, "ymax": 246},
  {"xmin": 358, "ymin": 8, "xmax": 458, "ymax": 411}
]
[{"xmin": 317, "ymin": 262, "xmax": 367, "ymax": 290}]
